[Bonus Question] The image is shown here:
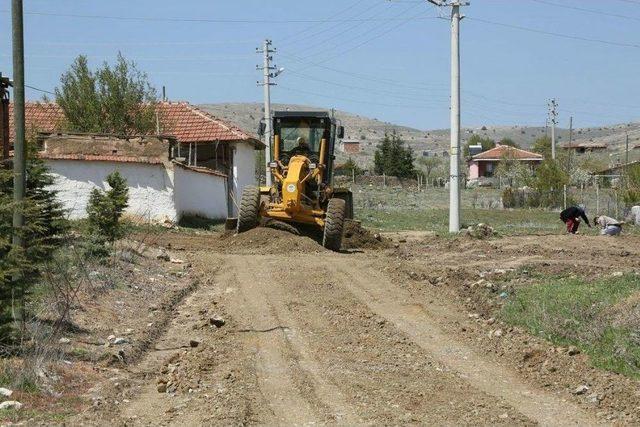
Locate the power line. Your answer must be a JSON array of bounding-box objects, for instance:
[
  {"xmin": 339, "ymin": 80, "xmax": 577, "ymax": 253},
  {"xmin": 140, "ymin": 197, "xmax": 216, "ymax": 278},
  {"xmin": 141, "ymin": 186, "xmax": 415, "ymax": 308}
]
[
  {"xmin": 530, "ymin": 0, "xmax": 640, "ymax": 22},
  {"xmin": 467, "ymin": 16, "xmax": 640, "ymax": 49},
  {"xmin": 0, "ymin": 9, "xmax": 443, "ymax": 24},
  {"xmin": 25, "ymin": 84, "xmax": 54, "ymax": 95}
]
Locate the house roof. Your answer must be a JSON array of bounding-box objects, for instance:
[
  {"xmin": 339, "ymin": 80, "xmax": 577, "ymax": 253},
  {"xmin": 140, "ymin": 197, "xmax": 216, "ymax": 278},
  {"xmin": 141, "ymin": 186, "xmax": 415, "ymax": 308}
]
[
  {"xmin": 471, "ymin": 145, "xmax": 543, "ymax": 162},
  {"xmin": 8, "ymin": 101, "xmax": 262, "ymax": 147},
  {"xmin": 595, "ymin": 160, "xmax": 640, "ymax": 175},
  {"xmin": 40, "ymin": 153, "xmax": 164, "ymax": 165},
  {"xmin": 562, "ymin": 142, "xmax": 608, "ymax": 149}
]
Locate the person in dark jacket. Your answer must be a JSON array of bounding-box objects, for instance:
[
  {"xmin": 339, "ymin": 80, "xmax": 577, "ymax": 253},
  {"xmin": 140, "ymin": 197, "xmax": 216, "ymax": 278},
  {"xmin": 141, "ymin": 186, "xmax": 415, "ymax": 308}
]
[{"xmin": 560, "ymin": 205, "xmax": 591, "ymax": 234}]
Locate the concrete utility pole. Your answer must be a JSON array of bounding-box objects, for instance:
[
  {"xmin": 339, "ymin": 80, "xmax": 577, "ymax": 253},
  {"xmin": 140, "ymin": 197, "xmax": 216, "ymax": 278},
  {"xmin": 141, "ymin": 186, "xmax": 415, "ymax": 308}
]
[
  {"xmin": 567, "ymin": 115, "xmax": 573, "ymax": 171},
  {"xmin": 428, "ymin": 0, "xmax": 469, "ymax": 233},
  {"xmin": 12, "ymin": 0, "xmax": 25, "ymax": 248},
  {"xmin": 256, "ymin": 39, "xmax": 282, "ymax": 186},
  {"xmin": 548, "ymin": 99, "xmax": 558, "ymax": 160},
  {"xmin": 625, "ymin": 132, "xmax": 630, "ymax": 166}
]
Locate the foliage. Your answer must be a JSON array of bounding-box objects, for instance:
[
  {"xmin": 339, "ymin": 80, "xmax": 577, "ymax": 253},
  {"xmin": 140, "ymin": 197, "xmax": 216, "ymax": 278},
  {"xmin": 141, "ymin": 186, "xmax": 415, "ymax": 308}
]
[
  {"xmin": 531, "ymin": 135, "xmax": 552, "ymax": 157},
  {"xmin": 503, "ymin": 274, "xmax": 640, "ymax": 378},
  {"xmin": 55, "ymin": 53, "xmax": 158, "ymax": 136},
  {"xmin": 373, "ymin": 131, "xmax": 415, "ymax": 178},
  {"xmin": 495, "ymin": 152, "xmax": 532, "ymax": 188},
  {"xmin": 85, "ymin": 171, "xmax": 129, "ymax": 256},
  {"xmin": 618, "ymin": 164, "xmax": 640, "ymax": 206},
  {"xmin": 463, "ymin": 134, "xmax": 495, "ymax": 158},
  {"xmin": 416, "ymin": 156, "xmax": 444, "ymax": 184},
  {"xmin": 342, "ymin": 157, "xmax": 364, "ymax": 176},
  {"xmin": 531, "ymin": 159, "xmax": 570, "ymax": 208},
  {"xmin": 0, "ymin": 140, "xmax": 68, "ymax": 344}
]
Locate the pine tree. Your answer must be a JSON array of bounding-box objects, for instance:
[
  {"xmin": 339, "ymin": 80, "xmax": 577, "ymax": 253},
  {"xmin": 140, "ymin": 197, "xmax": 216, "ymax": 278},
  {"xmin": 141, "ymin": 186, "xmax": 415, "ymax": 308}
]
[
  {"xmin": 373, "ymin": 131, "xmax": 415, "ymax": 178},
  {"xmin": 86, "ymin": 171, "xmax": 129, "ymax": 254}
]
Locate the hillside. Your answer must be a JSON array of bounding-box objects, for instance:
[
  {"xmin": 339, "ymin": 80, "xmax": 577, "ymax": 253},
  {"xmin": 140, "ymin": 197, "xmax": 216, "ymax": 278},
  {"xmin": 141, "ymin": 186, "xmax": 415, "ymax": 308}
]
[{"xmin": 199, "ymin": 103, "xmax": 640, "ymax": 167}]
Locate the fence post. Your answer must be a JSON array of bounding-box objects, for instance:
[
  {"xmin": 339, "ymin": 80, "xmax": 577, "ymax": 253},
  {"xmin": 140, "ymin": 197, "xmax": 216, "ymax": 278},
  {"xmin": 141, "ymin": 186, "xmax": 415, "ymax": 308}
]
[
  {"xmin": 563, "ymin": 185, "xmax": 567, "ymax": 209},
  {"xmin": 383, "ymin": 173, "xmax": 386, "ymax": 188},
  {"xmin": 595, "ymin": 178, "xmax": 599, "ymax": 215}
]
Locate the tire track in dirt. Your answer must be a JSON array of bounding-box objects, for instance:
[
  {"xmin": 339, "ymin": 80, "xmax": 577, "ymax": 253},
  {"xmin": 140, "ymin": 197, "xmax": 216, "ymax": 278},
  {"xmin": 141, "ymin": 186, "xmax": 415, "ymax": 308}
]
[
  {"xmin": 223, "ymin": 255, "xmax": 361, "ymax": 425},
  {"xmin": 332, "ymin": 258, "xmax": 599, "ymax": 426}
]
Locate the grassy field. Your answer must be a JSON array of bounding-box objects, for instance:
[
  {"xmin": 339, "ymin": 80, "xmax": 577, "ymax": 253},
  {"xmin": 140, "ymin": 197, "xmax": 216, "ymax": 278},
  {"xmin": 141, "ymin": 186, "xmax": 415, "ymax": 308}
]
[{"xmin": 502, "ymin": 273, "xmax": 640, "ymax": 379}]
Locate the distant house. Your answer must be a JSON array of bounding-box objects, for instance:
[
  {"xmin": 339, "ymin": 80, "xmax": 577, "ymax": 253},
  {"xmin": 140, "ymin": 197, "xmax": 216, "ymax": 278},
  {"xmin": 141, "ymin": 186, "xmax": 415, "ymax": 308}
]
[
  {"xmin": 340, "ymin": 139, "xmax": 360, "ymax": 154},
  {"xmin": 561, "ymin": 142, "xmax": 608, "ymax": 154},
  {"xmin": 594, "ymin": 160, "xmax": 640, "ymax": 176},
  {"xmin": 468, "ymin": 145, "xmax": 543, "ymax": 180},
  {"xmin": 9, "ymin": 101, "xmax": 262, "ymax": 221}
]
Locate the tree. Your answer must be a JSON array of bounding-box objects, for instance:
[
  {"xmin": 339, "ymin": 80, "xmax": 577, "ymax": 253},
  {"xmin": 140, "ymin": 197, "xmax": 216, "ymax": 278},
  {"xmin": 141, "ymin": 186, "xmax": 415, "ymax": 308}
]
[
  {"xmin": 55, "ymin": 53, "xmax": 158, "ymax": 136},
  {"xmin": 532, "ymin": 159, "xmax": 570, "ymax": 208},
  {"xmin": 0, "ymin": 139, "xmax": 68, "ymax": 344},
  {"xmin": 495, "ymin": 152, "xmax": 532, "ymax": 188},
  {"xmin": 619, "ymin": 164, "xmax": 640, "ymax": 206},
  {"xmin": 343, "ymin": 157, "xmax": 363, "ymax": 176},
  {"xmin": 417, "ymin": 156, "xmax": 443, "ymax": 185},
  {"xmin": 373, "ymin": 131, "xmax": 415, "ymax": 178},
  {"xmin": 86, "ymin": 171, "xmax": 129, "ymax": 255},
  {"xmin": 532, "ymin": 135, "xmax": 552, "ymax": 158},
  {"xmin": 463, "ymin": 134, "xmax": 495, "ymax": 158}
]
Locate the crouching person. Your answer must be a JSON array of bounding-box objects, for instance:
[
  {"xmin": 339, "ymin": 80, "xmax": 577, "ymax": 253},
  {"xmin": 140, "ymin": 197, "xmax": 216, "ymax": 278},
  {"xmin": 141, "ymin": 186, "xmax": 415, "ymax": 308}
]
[
  {"xmin": 594, "ymin": 215, "xmax": 623, "ymax": 236},
  {"xmin": 560, "ymin": 205, "xmax": 591, "ymax": 234}
]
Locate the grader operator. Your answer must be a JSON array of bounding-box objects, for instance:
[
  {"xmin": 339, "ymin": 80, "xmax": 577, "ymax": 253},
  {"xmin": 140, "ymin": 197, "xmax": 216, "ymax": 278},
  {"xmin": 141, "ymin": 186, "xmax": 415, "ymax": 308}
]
[{"xmin": 236, "ymin": 111, "xmax": 353, "ymax": 251}]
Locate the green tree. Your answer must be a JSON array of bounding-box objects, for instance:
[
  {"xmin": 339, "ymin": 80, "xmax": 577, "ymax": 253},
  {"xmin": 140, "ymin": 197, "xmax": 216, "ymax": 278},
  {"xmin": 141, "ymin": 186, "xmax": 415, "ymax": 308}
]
[
  {"xmin": 463, "ymin": 134, "xmax": 495, "ymax": 158},
  {"xmin": 373, "ymin": 131, "xmax": 415, "ymax": 178},
  {"xmin": 86, "ymin": 171, "xmax": 129, "ymax": 255},
  {"xmin": 0, "ymin": 140, "xmax": 68, "ymax": 344},
  {"xmin": 532, "ymin": 159, "xmax": 570, "ymax": 208},
  {"xmin": 619, "ymin": 164, "xmax": 640, "ymax": 206},
  {"xmin": 417, "ymin": 156, "xmax": 443, "ymax": 185},
  {"xmin": 56, "ymin": 53, "xmax": 158, "ymax": 136},
  {"xmin": 495, "ymin": 152, "xmax": 532, "ymax": 188},
  {"xmin": 343, "ymin": 157, "xmax": 363, "ymax": 176},
  {"xmin": 532, "ymin": 135, "xmax": 552, "ymax": 158}
]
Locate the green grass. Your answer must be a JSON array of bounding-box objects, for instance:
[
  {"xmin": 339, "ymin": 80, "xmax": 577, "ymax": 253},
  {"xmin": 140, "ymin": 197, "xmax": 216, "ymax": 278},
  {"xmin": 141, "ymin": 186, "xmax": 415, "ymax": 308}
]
[
  {"xmin": 357, "ymin": 208, "xmax": 562, "ymax": 235},
  {"xmin": 502, "ymin": 274, "xmax": 640, "ymax": 378}
]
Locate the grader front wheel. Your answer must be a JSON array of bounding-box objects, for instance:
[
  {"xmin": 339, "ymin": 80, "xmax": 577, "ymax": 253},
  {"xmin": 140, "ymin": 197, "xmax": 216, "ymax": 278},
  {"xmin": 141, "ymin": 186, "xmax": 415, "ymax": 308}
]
[
  {"xmin": 322, "ymin": 198, "xmax": 346, "ymax": 251},
  {"xmin": 236, "ymin": 186, "xmax": 260, "ymax": 233}
]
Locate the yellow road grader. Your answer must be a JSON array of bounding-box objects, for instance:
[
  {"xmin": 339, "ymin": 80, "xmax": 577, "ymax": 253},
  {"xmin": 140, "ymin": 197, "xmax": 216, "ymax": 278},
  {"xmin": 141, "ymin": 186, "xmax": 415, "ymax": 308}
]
[{"xmin": 236, "ymin": 111, "xmax": 353, "ymax": 251}]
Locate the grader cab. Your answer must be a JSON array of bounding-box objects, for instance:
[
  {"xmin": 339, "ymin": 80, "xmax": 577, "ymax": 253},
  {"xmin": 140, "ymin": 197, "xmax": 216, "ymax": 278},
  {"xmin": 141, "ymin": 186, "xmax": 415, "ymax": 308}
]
[{"xmin": 236, "ymin": 111, "xmax": 353, "ymax": 251}]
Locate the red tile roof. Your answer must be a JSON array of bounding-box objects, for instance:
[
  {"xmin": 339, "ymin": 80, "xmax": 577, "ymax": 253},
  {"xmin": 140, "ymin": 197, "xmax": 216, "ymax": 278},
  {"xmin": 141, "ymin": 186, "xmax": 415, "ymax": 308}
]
[
  {"xmin": 8, "ymin": 102, "xmax": 66, "ymax": 142},
  {"xmin": 8, "ymin": 101, "xmax": 261, "ymax": 147},
  {"xmin": 471, "ymin": 145, "xmax": 543, "ymax": 161}
]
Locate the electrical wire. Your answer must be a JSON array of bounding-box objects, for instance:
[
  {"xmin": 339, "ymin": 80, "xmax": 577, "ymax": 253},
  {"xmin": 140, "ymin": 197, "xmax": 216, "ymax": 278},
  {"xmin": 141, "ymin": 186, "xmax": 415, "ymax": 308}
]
[
  {"xmin": 25, "ymin": 84, "xmax": 55, "ymax": 95},
  {"xmin": 466, "ymin": 16, "xmax": 640, "ymax": 49},
  {"xmin": 530, "ymin": 0, "xmax": 640, "ymax": 22}
]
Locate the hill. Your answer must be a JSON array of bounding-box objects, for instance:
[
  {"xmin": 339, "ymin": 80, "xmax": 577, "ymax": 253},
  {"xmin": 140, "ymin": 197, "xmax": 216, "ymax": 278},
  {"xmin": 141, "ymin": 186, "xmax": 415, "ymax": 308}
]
[{"xmin": 199, "ymin": 103, "xmax": 640, "ymax": 167}]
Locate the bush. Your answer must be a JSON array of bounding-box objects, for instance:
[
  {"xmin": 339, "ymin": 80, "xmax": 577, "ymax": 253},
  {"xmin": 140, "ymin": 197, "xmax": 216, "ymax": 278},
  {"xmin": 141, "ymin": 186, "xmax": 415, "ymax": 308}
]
[
  {"xmin": 373, "ymin": 131, "xmax": 415, "ymax": 178},
  {"xmin": 85, "ymin": 171, "xmax": 129, "ymax": 256}
]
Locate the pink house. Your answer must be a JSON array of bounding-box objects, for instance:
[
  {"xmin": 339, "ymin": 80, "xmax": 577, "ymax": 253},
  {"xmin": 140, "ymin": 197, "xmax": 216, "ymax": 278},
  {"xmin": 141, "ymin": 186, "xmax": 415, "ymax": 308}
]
[{"xmin": 468, "ymin": 145, "xmax": 543, "ymax": 180}]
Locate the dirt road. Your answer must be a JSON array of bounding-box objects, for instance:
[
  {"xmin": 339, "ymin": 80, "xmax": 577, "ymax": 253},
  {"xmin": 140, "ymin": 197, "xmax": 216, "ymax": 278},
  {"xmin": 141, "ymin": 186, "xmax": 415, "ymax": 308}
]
[{"xmin": 79, "ymin": 229, "xmax": 640, "ymax": 426}]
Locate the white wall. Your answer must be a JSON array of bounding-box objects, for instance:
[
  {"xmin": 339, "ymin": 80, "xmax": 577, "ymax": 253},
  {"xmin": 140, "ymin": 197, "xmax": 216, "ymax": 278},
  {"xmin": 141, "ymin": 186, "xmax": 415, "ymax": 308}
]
[
  {"xmin": 46, "ymin": 160, "xmax": 177, "ymax": 222},
  {"xmin": 232, "ymin": 142, "xmax": 257, "ymax": 216},
  {"xmin": 174, "ymin": 165, "xmax": 228, "ymax": 220}
]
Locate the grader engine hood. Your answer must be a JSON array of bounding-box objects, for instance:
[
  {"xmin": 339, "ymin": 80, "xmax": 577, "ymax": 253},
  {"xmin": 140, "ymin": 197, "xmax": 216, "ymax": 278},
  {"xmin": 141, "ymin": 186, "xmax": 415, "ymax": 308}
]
[{"xmin": 281, "ymin": 155, "xmax": 309, "ymax": 214}]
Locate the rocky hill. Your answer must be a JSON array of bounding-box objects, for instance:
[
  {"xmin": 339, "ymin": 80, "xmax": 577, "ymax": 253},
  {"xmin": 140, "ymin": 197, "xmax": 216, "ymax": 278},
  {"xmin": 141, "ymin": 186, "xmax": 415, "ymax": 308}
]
[{"xmin": 199, "ymin": 103, "xmax": 640, "ymax": 167}]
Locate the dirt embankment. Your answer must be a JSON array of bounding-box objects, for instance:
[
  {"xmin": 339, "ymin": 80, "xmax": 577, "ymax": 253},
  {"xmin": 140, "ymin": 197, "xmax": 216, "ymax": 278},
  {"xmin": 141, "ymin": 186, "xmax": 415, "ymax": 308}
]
[{"xmin": 31, "ymin": 227, "xmax": 640, "ymax": 426}]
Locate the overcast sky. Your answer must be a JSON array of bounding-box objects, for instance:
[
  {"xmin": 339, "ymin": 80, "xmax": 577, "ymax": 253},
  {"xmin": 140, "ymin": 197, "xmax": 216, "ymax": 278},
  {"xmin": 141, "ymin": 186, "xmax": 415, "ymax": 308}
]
[{"xmin": 1, "ymin": 0, "xmax": 639, "ymax": 130}]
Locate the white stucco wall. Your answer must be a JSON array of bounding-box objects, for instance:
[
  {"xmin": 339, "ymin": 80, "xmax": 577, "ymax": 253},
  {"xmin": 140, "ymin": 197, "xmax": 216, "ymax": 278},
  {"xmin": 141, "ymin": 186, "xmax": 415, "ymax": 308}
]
[
  {"xmin": 174, "ymin": 165, "xmax": 228, "ymax": 220},
  {"xmin": 232, "ymin": 142, "xmax": 257, "ymax": 216},
  {"xmin": 46, "ymin": 160, "xmax": 177, "ymax": 222}
]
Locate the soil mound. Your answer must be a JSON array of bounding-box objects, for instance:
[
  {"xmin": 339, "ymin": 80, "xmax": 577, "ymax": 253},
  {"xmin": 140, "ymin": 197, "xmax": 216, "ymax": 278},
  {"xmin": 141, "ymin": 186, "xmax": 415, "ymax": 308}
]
[
  {"xmin": 342, "ymin": 220, "xmax": 388, "ymax": 250},
  {"xmin": 217, "ymin": 227, "xmax": 325, "ymax": 254}
]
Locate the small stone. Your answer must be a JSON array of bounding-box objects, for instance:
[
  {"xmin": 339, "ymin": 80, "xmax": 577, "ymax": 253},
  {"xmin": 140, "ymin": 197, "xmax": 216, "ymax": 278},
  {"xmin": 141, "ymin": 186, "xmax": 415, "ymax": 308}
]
[
  {"xmin": 113, "ymin": 337, "xmax": 128, "ymax": 345},
  {"xmin": 157, "ymin": 252, "xmax": 170, "ymax": 262},
  {"xmin": 486, "ymin": 317, "xmax": 496, "ymax": 325},
  {"xmin": 499, "ymin": 413, "xmax": 509, "ymax": 419},
  {"xmin": 588, "ymin": 393, "xmax": 601, "ymax": 404},
  {"xmin": 58, "ymin": 337, "xmax": 71, "ymax": 344},
  {"xmin": 107, "ymin": 334, "xmax": 116, "ymax": 342},
  {"xmin": 189, "ymin": 339, "xmax": 200, "ymax": 348},
  {"xmin": 373, "ymin": 233, "xmax": 382, "ymax": 241},
  {"xmin": 170, "ymin": 258, "xmax": 185, "ymax": 264},
  {"xmin": 209, "ymin": 316, "xmax": 226, "ymax": 328},
  {"xmin": 567, "ymin": 346, "xmax": 580, "ymax": 356},
  {"xmin": 493, "ymin": 329, "xmax": 503, "ymax": 337},
  {"xmin": 573, "ymin": 385, "xmax": 589, "ymax": 395},
  {"xmin": 612, "ymin": 271, "xmax": 623, "ymax": 277},
  {"xmin": 0, "ymin": 387, "xmax": 13, "ymax": 397},
  {"xmin": 0, "ymin": 401, "xmax": 22, "ymax": 411},
  {"xmin": 157, "ymin": 382, "xmax": 167, "ymax": 393}
]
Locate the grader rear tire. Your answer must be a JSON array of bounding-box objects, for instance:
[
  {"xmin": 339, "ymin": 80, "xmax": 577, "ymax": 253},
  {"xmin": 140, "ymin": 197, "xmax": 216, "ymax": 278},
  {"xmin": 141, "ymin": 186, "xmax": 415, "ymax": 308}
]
[
  {"xmin": 323, "ymin": 198, "xmax": 346, "ymax": 251},
  {"xmin": 236, "ymin": 186, "xmax": 260, "ymax": 233}
]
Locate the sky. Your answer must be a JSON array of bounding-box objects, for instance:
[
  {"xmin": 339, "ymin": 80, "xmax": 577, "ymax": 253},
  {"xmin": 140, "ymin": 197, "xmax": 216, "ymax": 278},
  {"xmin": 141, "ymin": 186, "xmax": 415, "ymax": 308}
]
[{"xmin": 1, "ymin": 0, "xmax": 639, "ymax": 131}]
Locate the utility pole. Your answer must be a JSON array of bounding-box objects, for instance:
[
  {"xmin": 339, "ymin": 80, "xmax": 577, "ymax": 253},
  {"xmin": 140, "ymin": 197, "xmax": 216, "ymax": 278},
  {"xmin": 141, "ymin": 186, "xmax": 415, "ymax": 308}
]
[
  {"xmin": 12, "ymin": 0, "xmax": 25, "ymax": 248},
  {"xmin": 256, "ymin": 39, "xmax": 282, "ymax": 187},
  {"xmin": 428, "ymin": 0, "xmax": 469, "ymax": 233},
  {"xmin": 0, "ymin": 72, "xmax": 12, "ymax": 160},
  {"xmin": 548, "ymin": 99, "xmax": 558, "ymax": 160},
  {"xmin": 625, "ymin": 132, "xmax": 629, "ymax": 166},
  {"xmin": 567, "ymin": 115, "xmax": 573, "ymax": 171}
]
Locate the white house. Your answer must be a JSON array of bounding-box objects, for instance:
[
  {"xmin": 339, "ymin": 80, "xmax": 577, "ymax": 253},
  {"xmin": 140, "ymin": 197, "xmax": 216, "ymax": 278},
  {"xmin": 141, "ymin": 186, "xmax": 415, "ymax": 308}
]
[{"xmin": 10, "ymin": 102, "xmax": 263, "ymax": 222}]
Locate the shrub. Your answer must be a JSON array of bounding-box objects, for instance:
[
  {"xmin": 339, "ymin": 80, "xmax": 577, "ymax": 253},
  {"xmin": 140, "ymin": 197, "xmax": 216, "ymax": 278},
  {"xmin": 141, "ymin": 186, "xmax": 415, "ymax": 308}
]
[{"xmin": 85, "ymin": 171, "xmax": 129, "ymax": 256}]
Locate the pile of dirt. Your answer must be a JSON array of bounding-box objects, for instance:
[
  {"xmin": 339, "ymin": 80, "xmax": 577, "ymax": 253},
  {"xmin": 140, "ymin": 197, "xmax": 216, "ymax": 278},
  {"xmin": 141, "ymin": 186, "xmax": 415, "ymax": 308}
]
[
  {"xmin": 216, "ymin": 227, "xmax": 325, "ymax": 254},
  {"xmin": 342, "ymin": 220, "xmax": 388, "ymax": 250},
  {"xmin": 460, "ymin": 223, "xmax": 497, "ymax": 239}
]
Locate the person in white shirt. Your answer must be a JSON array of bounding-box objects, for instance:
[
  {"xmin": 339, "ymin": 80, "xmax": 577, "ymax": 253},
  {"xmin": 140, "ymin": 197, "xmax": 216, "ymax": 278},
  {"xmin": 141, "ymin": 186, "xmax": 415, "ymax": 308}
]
[{"xmin": 594, "ymin": 215, "xmax": 623, "ymax": 236}]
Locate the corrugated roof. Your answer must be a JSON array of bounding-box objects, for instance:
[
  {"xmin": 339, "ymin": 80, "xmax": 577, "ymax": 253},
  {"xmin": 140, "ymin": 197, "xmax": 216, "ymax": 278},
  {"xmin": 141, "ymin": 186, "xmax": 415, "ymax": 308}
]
[
  {"xmin": 8, "ymin": 101, "xmax": 261, "ymax": 147},
  {"xmin": 471, "ymin": 145, "xmax": 543, "ymax": 161}
]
